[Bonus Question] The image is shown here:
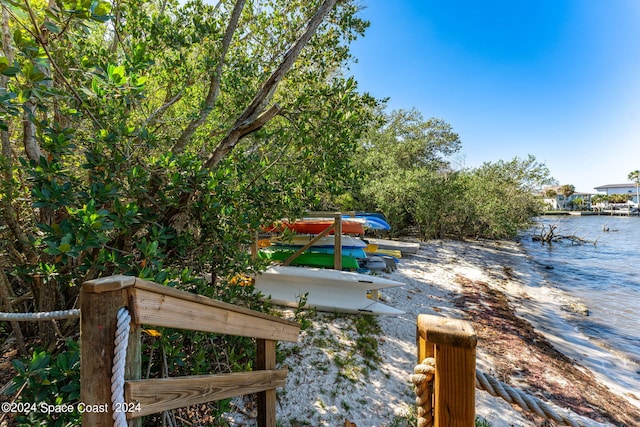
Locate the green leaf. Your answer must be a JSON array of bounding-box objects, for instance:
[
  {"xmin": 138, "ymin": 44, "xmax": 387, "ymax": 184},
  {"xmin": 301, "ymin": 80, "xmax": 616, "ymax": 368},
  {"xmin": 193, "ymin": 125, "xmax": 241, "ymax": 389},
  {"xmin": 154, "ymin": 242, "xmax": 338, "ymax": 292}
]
[
  {"xmin": 43, "ymin": 21, "xmax": 61, "ymax": 34},
  {"xmin": 29, "ymin": 352, "xmax": 50, "ymax": 372},
  {"xmin": 1, "ymin": 66, "xmax": 20, "ymax": 77},
  {"xmin": 93, "ymin": 1, "xmax": 111, "ymax": 17}
]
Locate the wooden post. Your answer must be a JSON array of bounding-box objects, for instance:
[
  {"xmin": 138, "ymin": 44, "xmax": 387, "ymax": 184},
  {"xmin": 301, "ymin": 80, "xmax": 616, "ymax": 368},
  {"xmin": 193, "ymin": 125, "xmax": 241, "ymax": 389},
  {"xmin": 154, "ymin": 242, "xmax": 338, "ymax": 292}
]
[
  {"xmin": 256, "ymin": 339, "xmax": 277, "ymax": 427},
  {"xmin": 417, "ymin": 315, "xmax": 477, "ymax": 427},
  {"xmin": 333, "ymin": 213, "xmax": 342, "ymax": 270},
  {"xmin": 125, "ymin": 323, "xmax": 142, "ymax": 427},
  {"xmin": 80, "ymin": 276, "xmax": 136, "ymax": 426},
  {"xmin": 251, "ymin": 231, "xmax": 259, "ymax": 260},
  {"xmin": 283, "ymin": 222, "xmax": 336, "ymax": 266}
]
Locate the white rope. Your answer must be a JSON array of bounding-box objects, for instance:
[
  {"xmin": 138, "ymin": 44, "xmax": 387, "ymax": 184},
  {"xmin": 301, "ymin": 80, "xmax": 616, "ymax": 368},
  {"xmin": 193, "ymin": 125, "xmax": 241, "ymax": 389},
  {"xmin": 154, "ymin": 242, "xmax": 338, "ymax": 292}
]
[
  {"xmin": 0, "ymin": 309, "xmax": 80, "ymax": 321},
  {"xmin": 112, "ymin": 307, "xmax": 130, "ymax": 427},
  {"xmin": 475, "ymin": 369, "xmax": 584, "ymax": 427},
  {"xmin": 411, "ymin": 359, "xmax": 585, "ymax": 427}
]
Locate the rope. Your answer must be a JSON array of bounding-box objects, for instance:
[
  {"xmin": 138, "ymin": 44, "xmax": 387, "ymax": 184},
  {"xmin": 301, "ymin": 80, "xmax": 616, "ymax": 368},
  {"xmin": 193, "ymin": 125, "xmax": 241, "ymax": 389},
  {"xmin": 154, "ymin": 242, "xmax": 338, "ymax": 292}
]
[
  {"xmin": 410, "ymin": 358, "xmax": 436, "ymax": 427},
  {"xmin": 112, "ymin": 307, "xmax": 130, "ymax": 427},
  {"xmin": 411, "ymin": 358, "xmax": 585, "ymax": 427},
  {"xmin": 475, "ymin": 370, "xmax": 584, "ymax": 427},
  {"xmin": 0, "ymin": 309, "xmax": 80, "ymax": 321}
]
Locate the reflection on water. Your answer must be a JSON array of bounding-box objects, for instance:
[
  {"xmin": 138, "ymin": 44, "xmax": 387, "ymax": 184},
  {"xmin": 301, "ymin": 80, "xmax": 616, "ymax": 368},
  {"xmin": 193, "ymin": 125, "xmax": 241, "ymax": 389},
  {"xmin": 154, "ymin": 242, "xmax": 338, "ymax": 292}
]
[{"xmin": 521, "ymin": 215, "xmax": 640, "ymax": 361}]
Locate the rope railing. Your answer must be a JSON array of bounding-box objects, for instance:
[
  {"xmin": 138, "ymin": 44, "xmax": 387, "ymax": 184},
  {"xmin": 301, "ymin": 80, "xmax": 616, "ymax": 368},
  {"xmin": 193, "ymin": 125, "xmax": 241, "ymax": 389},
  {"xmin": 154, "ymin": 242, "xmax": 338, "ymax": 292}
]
[
  {"xmin": 411, "ymin": 358, "xmax": 585, "ymax": 427},
  {"xmin": 0, "ymin": 309, "xmax": 80, "ymax": 321},
  {"xmin": 111, "ymin": 307, "xmax": 130, "ymax": 427}
]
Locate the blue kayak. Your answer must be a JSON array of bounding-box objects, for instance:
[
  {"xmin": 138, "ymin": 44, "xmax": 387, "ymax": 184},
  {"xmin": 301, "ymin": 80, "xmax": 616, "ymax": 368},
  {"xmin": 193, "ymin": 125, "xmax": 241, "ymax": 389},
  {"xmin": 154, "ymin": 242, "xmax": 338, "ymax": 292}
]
[{"xmin": 270, "ymin": 244, "xmax": 367, "ymax": 259}]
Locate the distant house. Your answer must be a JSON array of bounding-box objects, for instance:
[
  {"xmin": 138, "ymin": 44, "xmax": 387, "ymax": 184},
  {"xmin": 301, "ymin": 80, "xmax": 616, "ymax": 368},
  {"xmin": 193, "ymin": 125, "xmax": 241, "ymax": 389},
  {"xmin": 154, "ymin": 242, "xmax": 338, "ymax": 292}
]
[
  {"xmin": 594, "ymin": 183, "xmax": 639, "ymax": 205},
  {"xmin": 541, "ymin": 186, "xmax": 592, "ymax": 211}
]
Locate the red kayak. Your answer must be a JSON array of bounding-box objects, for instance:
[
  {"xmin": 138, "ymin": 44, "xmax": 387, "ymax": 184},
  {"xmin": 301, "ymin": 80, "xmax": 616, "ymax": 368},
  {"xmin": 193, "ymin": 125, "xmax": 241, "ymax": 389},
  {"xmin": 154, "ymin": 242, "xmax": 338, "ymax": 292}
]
[{"xmin": 264, "ymin": 219, "xmax": 365, "ymax": 235}]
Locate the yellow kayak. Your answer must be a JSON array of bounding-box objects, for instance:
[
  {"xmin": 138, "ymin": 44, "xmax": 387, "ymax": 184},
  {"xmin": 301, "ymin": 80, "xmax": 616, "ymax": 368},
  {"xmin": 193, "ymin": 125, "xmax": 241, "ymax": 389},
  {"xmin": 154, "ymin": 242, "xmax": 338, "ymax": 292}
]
[{"xmin": 366, "ymin": 248, "xmax": 402, "ymax": 259}]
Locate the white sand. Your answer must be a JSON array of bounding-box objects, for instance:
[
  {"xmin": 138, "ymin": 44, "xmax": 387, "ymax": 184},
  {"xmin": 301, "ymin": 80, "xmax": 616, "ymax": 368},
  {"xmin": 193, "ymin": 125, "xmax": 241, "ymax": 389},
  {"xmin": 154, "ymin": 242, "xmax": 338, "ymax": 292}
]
[{"xmin": 228, "ymin": 239, "xmax": 639, "ymax": 426}]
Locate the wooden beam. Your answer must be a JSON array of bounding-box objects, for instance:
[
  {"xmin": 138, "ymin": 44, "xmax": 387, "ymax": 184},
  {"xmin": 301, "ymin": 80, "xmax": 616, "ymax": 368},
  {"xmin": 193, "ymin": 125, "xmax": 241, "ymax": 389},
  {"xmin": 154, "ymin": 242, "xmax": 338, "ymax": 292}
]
[
  {"xmin": 131, "ymin": 278, "xmax": 298, "ymax": 332},
  {"xmin": 256, "ymin": 339, "xmax": 277, "ymax": 427},
  {"xmin": 126, "ymin": 323, "xmax": 142, "ymax": 427},
  {"xmin": 333, "ymin": 214, "xmax": 342, "ymax": 270},
  {"xmin": 82, "ymin": 275, "xmax": 137, "ymax": 293},
  {"xmin": 80, "ymin": 285, "xmax": 130, "ymax": 425},
  {"xmin": 124, "ymin": 369, "xmax": 288, "ymax": 418},
  {"xmin": 283, "ymin": 221, "xmax": 335, "ymax": 266},
  {"xmin": 129, "ymin": 288, "xmax": 300, "ymax": 342},
  {"xmin": 417, "ymin": 314, "xmax": 477, "ymax": 349},
  {"xmin": 417, "ymin": 315, "xmax": 476, "ymax": 427}
]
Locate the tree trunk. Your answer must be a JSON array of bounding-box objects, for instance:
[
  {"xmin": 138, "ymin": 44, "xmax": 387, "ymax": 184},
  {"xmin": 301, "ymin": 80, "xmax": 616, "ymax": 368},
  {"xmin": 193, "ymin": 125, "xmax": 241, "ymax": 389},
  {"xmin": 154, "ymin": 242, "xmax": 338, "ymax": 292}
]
[
  {"xmin": 205, "ymin": 0, "xmax": 340, "ymax": 169},
  {"xmin": 1, "ymin": 6, "xmax": 14, "ymax": 159},
  {"xmin": 0, "ymin": 269, "xmax": 26, "ymax": 354}
]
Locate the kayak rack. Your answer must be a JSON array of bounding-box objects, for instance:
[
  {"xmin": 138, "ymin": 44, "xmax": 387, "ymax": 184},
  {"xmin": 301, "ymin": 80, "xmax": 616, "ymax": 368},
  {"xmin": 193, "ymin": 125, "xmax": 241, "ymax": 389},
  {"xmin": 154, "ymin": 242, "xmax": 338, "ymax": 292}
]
[{"xmin": 254, "ymin": 211, "xmax": 357, "ymax": 271}]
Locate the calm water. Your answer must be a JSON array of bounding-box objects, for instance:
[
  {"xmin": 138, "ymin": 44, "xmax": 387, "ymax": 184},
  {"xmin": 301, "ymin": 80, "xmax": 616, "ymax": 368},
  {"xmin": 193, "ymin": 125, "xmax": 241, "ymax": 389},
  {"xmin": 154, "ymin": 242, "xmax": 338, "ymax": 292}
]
[{"xmin": 520, "ymin": 215, "xmax": 640, "ymax": 364}]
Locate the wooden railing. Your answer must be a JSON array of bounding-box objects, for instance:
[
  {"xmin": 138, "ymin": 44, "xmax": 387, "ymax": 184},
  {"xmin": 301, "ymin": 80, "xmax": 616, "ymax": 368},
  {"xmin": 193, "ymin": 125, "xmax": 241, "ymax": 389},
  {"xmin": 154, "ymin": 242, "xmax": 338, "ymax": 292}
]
[
  {"xmin": 416, "ymin": 314, "xmax": 477, "ymax": 426},
  {"xmin": 80, "ymin": 275, "xmax": 300, "ymax": 427}
]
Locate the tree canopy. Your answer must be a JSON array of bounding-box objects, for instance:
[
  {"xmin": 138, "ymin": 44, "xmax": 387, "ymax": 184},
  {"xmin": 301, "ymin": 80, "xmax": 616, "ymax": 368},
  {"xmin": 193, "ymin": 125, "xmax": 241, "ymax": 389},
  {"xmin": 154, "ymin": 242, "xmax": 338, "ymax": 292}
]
[
  {"xmin": 352, "ymin": 110, "xmax": 555, "ymax": 239},
  {"xmin": 0, "ymin": 0, "xmax": 380, "ymax": 342}
]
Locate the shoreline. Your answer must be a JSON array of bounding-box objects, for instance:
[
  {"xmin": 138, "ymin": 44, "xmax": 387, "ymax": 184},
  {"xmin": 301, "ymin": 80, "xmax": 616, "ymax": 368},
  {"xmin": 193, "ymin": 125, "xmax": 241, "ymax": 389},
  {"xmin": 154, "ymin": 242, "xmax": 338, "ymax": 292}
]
[{"xmin": 271, "ymin": 238, "xmax": 640, "ymax": 426}]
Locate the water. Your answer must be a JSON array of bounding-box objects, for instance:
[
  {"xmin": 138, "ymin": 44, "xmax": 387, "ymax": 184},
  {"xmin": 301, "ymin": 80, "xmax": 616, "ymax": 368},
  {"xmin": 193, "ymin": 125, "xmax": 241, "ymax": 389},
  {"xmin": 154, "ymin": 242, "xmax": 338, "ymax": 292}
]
[{"xmin": 520, "ymin": 215, "xmax": 640, "ymax": 369}]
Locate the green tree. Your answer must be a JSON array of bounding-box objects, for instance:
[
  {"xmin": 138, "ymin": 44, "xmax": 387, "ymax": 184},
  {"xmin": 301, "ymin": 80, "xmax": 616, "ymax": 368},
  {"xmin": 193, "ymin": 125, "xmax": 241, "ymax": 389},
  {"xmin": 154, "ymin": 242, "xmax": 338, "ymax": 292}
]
[
  {"xmin": 558, "ymin": 184, "xmax": 575, "ymax": 210},
  {"xmin": 591, "ymin": 194, "xmax": 608, "ymax": 206},
  {"xmin": 544, "ymin": 188, "xmax": 558, "ymax": 198},
  {"xmin": 629, "ymin": 170, "xmax": 640, "ymax": 207},
  {"xmin": 459, "ymin": 156, "xmax": 555, "ymax": 238},
  {"xmin": 0, "ymin": 0, "xmax": 378, "ymax": 339},
  {"xmin": 572, "ymin": 197, "xmax": 584, "ymax": 210},
  {"xmin": 354, "ymin": 108, "xmax": 462, "ymax": 235},
  {"xmin": 609, "ymin": 193, "xmax": 632, "ymax": 204}
]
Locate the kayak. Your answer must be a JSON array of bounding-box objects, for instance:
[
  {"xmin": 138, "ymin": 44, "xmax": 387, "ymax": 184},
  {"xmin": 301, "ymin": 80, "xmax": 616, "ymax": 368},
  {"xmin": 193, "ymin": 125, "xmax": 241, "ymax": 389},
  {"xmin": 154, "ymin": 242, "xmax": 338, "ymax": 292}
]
[
  {"xmin": 270, "ymin": 244, "xmax": 368, "ymax": 259},
  {"xmin": 365, "ymin": 238, "xmax": 420, "ymax": 255},
  {"xmin": 264, "ymin": 218, "xmax": 365, "ymax": 235},
  {"xmin": 253, "ymin": 265, "xmax": 405, "ymax": 315},
  {"xmin": 258, "ymin": 249, "xmax": 360, "ymax": 270},
  {"xmin": 271, "ymin": 234, "xmax": 367, "ymax": 249}
]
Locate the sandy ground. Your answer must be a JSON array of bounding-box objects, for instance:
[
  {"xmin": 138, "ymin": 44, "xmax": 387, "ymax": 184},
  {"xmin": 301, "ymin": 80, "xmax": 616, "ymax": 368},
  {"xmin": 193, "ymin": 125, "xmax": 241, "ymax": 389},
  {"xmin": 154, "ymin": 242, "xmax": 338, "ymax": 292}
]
[{"xmin": 236, "ymin": 239, "xmax": 640, "ymax": 427}]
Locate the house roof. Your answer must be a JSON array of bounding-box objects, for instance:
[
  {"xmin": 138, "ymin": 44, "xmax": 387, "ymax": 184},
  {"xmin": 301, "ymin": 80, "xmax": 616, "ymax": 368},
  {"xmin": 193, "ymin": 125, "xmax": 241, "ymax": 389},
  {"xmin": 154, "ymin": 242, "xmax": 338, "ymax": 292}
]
[{"xmin": 594, "ymin": 183, "xmax": 636, "ymax": 190}]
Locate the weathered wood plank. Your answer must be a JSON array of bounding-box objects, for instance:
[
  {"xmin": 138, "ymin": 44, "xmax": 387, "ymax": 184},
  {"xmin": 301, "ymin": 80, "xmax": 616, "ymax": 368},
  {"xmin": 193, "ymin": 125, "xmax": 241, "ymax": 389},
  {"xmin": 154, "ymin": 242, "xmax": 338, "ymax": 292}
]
[
  {"xmin": 256, "ymin": 339, "xmax": 277, "ymax": 427},
  {"xmin": 82, "ymin": 275, "xmax": 137, "ymax": 293},
  {"xmin": 433, "ymin": 344, "xmax": 476, "ymax": 427},
  {"xmin": 80, "ymin": 287, "xmax": 130, "ymax": 426},
  {"xmin": 130, "ymin": 277, "xmax": 299, "ymax": 330},
  {"xmin": 417, "ymin": 314, "xmax": 476, "ymax": 427},
  {"xmin": 333, "ymin": 214, "xmax": 342, "ymax": 270},
  {"xmin": 284, "ymin": 222, "xmax": 336, "ymax": 266},
  {"xmin": 125, "ymin": 324, "xmax": 142, "ymax": 427},
  {"xmin": 125, "ymin": 370, "xmax": 288, "ymax": 418},
  {"xmin": 417, "ymin": 314, "xmax": 477, "ymax": 349},
  {"xmin": 129, "ymin": 288, "xmax": 300, "ymax": 342}
]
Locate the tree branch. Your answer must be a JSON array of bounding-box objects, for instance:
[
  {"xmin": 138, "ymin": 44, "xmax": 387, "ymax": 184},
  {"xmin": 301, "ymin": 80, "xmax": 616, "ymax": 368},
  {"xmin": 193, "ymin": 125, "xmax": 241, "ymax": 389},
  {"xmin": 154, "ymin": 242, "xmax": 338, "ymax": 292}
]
[
  {"xmin": 143, "ymin": 88, "xmax": 185, "ymax": 130},
  {"xmin": 205, "ymin": 0, "xmax": 340, "ymax": 169},
  {"xmin": 171, "ymin": 0, "xmax": 246, "ymax": 154},
  {"xmin": 0, "ymin": 268, "xmax": 26, "ymax": 355},
  {"xmin": 204, "ymin": 103, "xmax": 280, "ymax": 168}
]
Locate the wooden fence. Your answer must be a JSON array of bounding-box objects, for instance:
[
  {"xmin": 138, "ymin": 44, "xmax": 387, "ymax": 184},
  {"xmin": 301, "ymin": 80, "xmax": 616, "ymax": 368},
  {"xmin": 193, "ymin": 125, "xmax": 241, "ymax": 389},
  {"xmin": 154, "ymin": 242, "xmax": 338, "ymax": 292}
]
[
  {"xmin": 416, "ymin": 314, "xmax": 477, "ymax": 426},
  {"xmin": 80, "ymin": 275, "xmax": 300, "ymax": 427}
]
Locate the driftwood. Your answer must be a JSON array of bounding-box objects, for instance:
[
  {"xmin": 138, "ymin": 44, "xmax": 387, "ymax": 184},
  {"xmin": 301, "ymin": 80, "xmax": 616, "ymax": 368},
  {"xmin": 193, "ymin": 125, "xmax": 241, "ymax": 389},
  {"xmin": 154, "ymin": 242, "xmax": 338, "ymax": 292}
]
[{"xmin": 531, "ymin": 224, "xmax": 593, "ymax": 245}]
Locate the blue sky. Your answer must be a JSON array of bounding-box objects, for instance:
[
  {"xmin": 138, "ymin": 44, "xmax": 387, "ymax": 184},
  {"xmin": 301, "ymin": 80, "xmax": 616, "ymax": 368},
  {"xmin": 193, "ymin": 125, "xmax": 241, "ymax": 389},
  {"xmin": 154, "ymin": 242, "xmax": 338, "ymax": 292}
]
[{"xmin": 347, "ymin": 0, "xmax": 640, "ymax": 192}]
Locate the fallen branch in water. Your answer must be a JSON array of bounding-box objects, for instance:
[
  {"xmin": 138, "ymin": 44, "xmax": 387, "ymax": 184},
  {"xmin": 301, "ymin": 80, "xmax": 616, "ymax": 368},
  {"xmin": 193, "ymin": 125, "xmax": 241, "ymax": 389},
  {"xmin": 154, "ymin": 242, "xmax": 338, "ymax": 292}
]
[{"xmin": 531, "ymin": 224, "xmax": 594, "ymax": 245}]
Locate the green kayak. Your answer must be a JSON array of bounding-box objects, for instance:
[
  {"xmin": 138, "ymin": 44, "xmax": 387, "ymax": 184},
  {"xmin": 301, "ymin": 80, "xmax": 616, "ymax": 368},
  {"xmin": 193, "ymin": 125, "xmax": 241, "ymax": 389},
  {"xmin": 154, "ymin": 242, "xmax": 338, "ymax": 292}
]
[{"xmin": 258, "ymin": 249, "xmax": 359, "ymax": 270}]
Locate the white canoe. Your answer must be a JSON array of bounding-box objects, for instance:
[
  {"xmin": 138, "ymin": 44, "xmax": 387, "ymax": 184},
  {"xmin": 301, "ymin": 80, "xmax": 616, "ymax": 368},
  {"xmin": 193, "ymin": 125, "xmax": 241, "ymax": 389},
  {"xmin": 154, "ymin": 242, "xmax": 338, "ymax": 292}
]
[
  {"xmin": 271, "ymin": 234, "xmax": 367, "ymax": 248},
  {"xmin": 365, "ymin": 238, "xmax": 420, "ymax": 254},
  {"xmin": 253, "ymin": 266, "xmax": 404, "ymax": 315}
]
